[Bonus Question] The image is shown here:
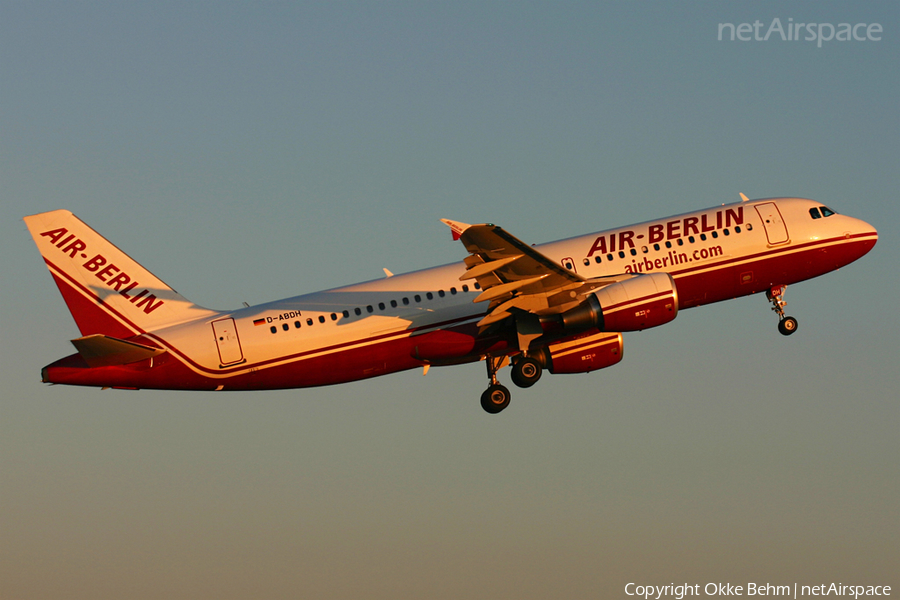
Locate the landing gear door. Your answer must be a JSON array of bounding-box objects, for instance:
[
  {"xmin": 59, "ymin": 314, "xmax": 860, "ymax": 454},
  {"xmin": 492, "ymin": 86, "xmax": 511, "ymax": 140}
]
[
  {"xmin": 754, "ymin": 202, "xmax": 790, "ymax": 245},
  {"xmin": 212, "ymin": 318, "xmax": 245, "ymax": 366}
]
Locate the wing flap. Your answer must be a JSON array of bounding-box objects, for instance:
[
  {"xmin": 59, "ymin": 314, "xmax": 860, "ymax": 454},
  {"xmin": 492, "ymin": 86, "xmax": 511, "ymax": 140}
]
[
  {"xmin": 473, "ymin": 274, "xmax": 550, "ymax": 303},
  {"xmin": 442, "ymin": 219, "xmax": 593, "ymax": 328},
  {"xmin": 460, "ymin": 254, "xmax": 524, "ymax": 280}
]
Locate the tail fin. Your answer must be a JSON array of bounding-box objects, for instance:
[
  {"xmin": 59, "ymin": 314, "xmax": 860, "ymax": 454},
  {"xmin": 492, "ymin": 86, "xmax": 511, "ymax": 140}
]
[{"xmin": 24, "ymin": 209, "xmax": 216, "ymax": 337}]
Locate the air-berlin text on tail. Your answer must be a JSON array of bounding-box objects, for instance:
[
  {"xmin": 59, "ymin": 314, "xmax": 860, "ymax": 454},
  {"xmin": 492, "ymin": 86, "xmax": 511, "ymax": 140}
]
[
  {"xmin": 588, "ymin": 207, "xmax": 744, "ymax": 257},
  {"xmin": 39, "ymin": 227, "xmax": 164, "ymax": 314}
]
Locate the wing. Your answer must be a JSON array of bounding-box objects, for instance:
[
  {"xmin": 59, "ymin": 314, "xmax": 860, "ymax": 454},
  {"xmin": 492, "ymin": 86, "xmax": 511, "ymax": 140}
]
[{"xmin": 441, "ymin": 219, "xmax": 628, "ymax": 328}]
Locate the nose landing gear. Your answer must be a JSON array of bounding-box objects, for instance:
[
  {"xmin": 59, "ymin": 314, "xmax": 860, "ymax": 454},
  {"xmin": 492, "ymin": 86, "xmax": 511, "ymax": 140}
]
[{"xmin": 767, "ymin": 285, "xmax": 798, "ymax": 336}]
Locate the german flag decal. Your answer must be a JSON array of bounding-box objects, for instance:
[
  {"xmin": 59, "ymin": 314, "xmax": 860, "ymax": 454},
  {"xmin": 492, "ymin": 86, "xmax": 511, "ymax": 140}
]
[{"xmin": 253, "ymin": 318, "xmax": 266, "ymax": 326}]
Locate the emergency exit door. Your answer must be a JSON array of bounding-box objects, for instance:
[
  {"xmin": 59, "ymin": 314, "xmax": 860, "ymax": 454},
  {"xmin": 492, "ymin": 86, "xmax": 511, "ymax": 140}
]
[
  {"xmin": 212, "ymin": 318, "xmax": 244, "ymax": 366},
  {"xmin": 754, "ymin": 202, "xmax": 790, "ymax": 245}
]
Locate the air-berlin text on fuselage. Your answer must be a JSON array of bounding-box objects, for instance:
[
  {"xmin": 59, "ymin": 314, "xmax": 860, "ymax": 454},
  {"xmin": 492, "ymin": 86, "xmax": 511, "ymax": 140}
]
[
  {"xmin": 587, "ymin": 207, "xmax": 744, "ymax": 257},
  {"xmin": 39, "ymin": 227, "xmax": 165, "ymax": 314}
]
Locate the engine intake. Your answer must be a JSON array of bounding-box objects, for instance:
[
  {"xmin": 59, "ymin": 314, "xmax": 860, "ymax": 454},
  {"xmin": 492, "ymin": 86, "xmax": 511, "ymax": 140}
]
[{"xmin": 560, "ymin": 272, "xmax": 678, "ymax": 332}]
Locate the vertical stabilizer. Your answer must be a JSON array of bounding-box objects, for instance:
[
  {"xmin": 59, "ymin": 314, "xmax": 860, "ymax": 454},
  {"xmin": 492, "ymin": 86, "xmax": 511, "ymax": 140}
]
[{"xmin": 24, "ymin": 210, "xmax": 216, "ymax": 337}]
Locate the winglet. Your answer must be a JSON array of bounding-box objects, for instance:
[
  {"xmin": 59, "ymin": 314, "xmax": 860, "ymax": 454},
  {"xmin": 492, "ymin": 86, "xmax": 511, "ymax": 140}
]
[{"xmin": 440, "ymin": 219, "xmax": 471, "ymax": 241}]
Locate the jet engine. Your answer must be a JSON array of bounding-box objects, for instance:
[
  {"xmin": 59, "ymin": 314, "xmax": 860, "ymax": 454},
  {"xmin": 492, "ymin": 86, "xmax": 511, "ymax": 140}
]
[
  {"xmin": 532, "ymin": 331, "xmax": 623, "ymax": 374},
  {"xmin": 558, "ymin": 272, "xmax": 678, "ymax": 333}
]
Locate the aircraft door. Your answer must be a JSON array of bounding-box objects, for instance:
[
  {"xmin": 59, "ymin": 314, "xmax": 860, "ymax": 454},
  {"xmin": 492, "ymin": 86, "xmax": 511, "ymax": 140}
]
[
  {"xmin": 561, "ymin": 257, "xmax": 577, "ymax": 273},
  {"xmin": 212, "ymin": 318, "xmax": 245, "ymax": 366},
  {"xmin": 754, "ymin": 202, "xmax": 790, "ymax": 245}
]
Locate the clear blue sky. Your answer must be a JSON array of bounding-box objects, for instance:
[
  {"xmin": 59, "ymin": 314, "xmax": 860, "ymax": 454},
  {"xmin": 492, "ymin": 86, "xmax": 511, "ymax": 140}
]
[{"xmin": 2, "ymin": 2, "xmax": 898, "ymax": 598}]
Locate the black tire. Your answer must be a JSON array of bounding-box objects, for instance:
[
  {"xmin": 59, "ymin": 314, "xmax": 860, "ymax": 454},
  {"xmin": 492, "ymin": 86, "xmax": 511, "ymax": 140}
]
[
  {"xmin": 480, "ymin": 384, "xmax": 511, "ymax": 414},
  {"xmin": 511, "ymin": 357, "xmax": 542, "ymax": 388},
  {"xmin": 778, "ymin": 316, "xmax": 798, "ymax": 336}
]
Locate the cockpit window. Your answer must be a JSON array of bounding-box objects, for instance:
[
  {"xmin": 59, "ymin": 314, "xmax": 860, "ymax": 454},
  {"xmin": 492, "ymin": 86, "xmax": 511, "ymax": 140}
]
[
  {"xmin": 820, "ymin": 206, "xmax": 836, "ymax": 217},
  {"xmin": 809, "ymin": 207, "xmax": 822, "ymax": 219}
]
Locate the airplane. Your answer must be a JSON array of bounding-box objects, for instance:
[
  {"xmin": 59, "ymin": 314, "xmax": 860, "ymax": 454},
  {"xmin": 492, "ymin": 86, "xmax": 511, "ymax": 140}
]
[{"xmin": 24, "ymin": 195, "xmax": 877, "ymax": 413}]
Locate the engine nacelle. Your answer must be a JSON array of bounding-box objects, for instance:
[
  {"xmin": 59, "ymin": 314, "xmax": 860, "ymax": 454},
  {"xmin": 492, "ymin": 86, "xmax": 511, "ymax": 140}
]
[
  {"xmin": 534, "ymin": 331, "xmax": 623, "ymax": 374},
  {"xmin": 559, "ymin": 272, "xmax": 678, "ymax": 332}
]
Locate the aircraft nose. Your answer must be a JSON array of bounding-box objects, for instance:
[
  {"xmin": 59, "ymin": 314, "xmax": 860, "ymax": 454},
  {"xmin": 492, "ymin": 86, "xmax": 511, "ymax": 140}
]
[
  {"xmin": 846, "ymin": 215, "xmax": 878, "ymax": 257},
  {"xmin": 854, "ymin": 216, "xmax": 878, "ymax": 241}
]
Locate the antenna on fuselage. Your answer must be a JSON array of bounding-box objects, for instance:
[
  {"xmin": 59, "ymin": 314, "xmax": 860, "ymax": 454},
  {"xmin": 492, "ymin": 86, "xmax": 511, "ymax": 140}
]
[{"xmin": 739, "ymin": 192, "xmax": 750, "ymax": 202}]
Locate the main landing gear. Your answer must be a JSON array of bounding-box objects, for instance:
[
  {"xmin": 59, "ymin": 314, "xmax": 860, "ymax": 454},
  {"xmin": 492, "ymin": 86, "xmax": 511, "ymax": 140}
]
[
  {"xmin": 767, "ymin": 284, "xmax": 798, "ymax": 336},
  {"xmin": 481, "ymin": 355, "xmax": 510, "ymax": 414},
  {"xmin": 480, "ymin": 354, "xmax": 544, "ymax": 414},
  {"xmin": 511, "ymin": 356, "xmax": 543, "ymax": 388}
]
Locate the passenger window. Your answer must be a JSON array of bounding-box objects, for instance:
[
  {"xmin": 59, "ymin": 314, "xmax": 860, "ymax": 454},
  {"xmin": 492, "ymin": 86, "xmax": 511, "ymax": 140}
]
[
  {"xmin": 282, "ymin": 323, "xmax": 289, "ymax": 331},
  {"xmin": 462, "ymin": 285, "xmax": 469, "ymax": 292},
  {"xmin": 641, "ymin": 246, "xmax": 648, "ymax": 253},
  {"xmin": 583, "ymin": 258, "xmax": 590, "ymax": 266},
  {"xmin": 318, "ymin": 316, "xmax": 326, "ymax": 323},
  {"xmin": 378, "ymin": 302, "xmax": 385, "ymax": 310},
  {"xmin": 438, "ymin": 290, "xmax": 445, "ymax": 298},
  {"xmin": 366, "ymin": 305, "xmax": 374, "ymax": 313},
  {"xmin": 677, "ymin": 238, "xmax": 684, "ymax": 246},
  {"xmin": 294, "ymin": 321, "xmax": 301, "ymax": 328},
  {"xmin": 450, "ymin": 287, "xmax": 457, "ymax": 295},
  {"xmin": 735, "ymin": 226, "xmax": 742, "ymax": 233},
  {"xmin": 270, "ymin": 326, "xmax": 277, "ymax": 334},
  {"xmin": 700, "ymin": 234, "xmax": 707, "ymax": 241},
  {"xmin": 618, "ymin": 251, "xmax": 625, "ymax": 258},
  {"xmin": 426, "ymin": 292, "xmax": 433, "ymax": 300},
  {"xmin": 711, "ymin": 231, "xmax": 718, "ymax": 238},
  {"xmin": 414, "ymin": 295, "xmax": 421, "ymax": 302},
  {"xmin": 474, "ymin": 283, "xmax": 481, "ymax": 289},
  {"xmin": 723, "ymin": 229, "xmax": 730, "ymax": 236},
  {"xmin": 402, "ymin": 297, "xmax": 409, "ymax": 305},
  {"xmin": 665, "ymin": 241, "xmax": 672, "ymax": 249},
  {"xmin": 307, "ymin": 318, "xmax": 314, "ymax": 326},
  {"xmin": 809, "ymin": 207, "xmax": 822, "ymax": 219},
  {"xmin": 331, "ymin": 313, "xmax": 338, "ymax": 321},
  {"xmin": 653, "ymin": 244, "xmax": 660, "ymax": 251},
  {"xmin": 390, "ymin": 300, "xmax": 397, "ymax": 308},
  {"xmin": 342, "ymin": 310, "xmax": 349, "ymax": 318},
  {"xmin": 594, "ymin": 256, "xmax": 602, "ymax": 264},
  {"xmin": 607, "ymin": 253, "xmax": 613, "ymax": 261},
  {"xmin": 355, "ymin": 307, "xmax": 362, "ymax": 316}
]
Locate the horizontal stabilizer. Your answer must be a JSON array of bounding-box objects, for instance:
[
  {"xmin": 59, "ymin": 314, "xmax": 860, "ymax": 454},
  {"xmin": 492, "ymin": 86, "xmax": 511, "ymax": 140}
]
[{"xmin": 71, "ymin": 334, "xmax": 165, "ymax": 368}]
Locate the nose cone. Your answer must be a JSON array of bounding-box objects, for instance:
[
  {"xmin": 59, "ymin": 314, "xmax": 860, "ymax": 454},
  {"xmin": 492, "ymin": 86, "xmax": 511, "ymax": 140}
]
[
  {"xmin": 856, "ymin": 216, "xmax": 878, "ymax": 248},
  {"xmin": 842, "ymin": 215, "xmax": 878, "ymax": 263}
]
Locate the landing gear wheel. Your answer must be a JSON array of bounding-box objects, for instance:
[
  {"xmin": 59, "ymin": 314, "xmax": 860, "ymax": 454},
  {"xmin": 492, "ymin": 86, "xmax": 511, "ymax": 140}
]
[
  {"xmin": 767, "ymin": 285, "xmax": 798, "ymax": 336},
  {"xmin": 778, "ymin": 316, "xmax": 798, "ymax": 336},
  {"xmin": 481, "ymin": 384, "xmax": 511, "ymax": 414},
  {"xmin": 511, "ymin": 357, "xmax": 542, "ymax": 388}
]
